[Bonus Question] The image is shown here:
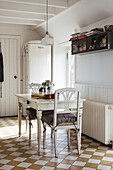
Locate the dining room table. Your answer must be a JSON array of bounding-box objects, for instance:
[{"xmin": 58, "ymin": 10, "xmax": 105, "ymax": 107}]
[{"xmin": 16, "ymin": 93, "xmax": 85, "ymax": 155}]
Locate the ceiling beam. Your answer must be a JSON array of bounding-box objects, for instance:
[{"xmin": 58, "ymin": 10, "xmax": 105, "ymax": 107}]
[
  {"xmin": 0, "ymin": 16, "xmax": 44, "ymax": 22},
  {"xmin": 0, "ymin": 1, "xmax": 59, "ymax": 16},
  {"xmin": 0, "ymin": 0, "xmax": 68, "ymax": 8},
  {"xmin": 0, "ymin": 17, "xmax": 42, "ymax": 26},
  {"xmin": 0, "ymin": 10, "xmax": 49, "ymax": 21}
]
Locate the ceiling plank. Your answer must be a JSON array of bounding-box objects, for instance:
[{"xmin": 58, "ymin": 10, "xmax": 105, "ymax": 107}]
[
  {"xmin": 0, "ymin": 16, "xmax": 44, "ymax": 22},
  {"xmin": 0, "ymin": 0, "xmax": 68, "ymax": 8},
  {"xmin": 0, "ymin": 10, "xmax": 48, "ymax": 21},
  {"xmin": 0, "ymin": 17, "xmax": 42, "ymax": 25},
  {"xmin": 0, "ymin": 1, "xmax": 58, "ymax": 16}
]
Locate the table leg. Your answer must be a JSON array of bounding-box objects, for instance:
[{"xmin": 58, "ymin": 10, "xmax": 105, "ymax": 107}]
[
  {"xmin": 37, "ymin": 110, "xmax": 42, "ymax": 154},
  {"xmin": 18, "ymin": 101, "xmax": 22, "ymax": 137}
]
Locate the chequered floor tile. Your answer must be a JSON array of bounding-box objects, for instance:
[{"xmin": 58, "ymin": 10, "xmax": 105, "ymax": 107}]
[{"xmin": 0, "ymin": 117, "xmax": 113, "ymax": 170}]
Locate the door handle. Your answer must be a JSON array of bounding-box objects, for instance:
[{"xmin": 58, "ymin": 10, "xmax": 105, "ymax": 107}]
[{"xmin": 14, "ymin": 75, "xmax": 17, "ymax": 79}]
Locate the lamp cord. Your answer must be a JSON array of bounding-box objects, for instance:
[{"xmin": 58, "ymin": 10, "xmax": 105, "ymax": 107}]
[
  {"xmin": 46, "ymin": 0, "xmax": 48, "ymax": 34},
  {"xmin": 0, "ymin": 42, "xmax": 1, "ymax": 53}
]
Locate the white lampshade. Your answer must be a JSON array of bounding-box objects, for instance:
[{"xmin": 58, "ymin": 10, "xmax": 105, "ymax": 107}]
[{"xmin": 41, "ymin": 33, "xmax": 54, "ymax": 46}]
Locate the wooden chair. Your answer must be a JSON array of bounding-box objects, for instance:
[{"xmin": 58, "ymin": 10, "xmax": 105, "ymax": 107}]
[{"xmin": 41, "ymin": 88, "xmax": 81, "ymax": 157}]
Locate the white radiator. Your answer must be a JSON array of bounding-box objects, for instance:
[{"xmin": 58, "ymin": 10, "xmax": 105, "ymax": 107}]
[{"xmin": 83, "ymin": 101, "xmax": 113, "ymax": 145}]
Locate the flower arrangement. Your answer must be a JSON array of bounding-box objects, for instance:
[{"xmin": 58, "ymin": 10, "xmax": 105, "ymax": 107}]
[
  {"xmin": 42, "ymin": 80, "xmax": 55, "ymax": 87},
  {"xmin": 39, "ymin": 80, "xmax": 55, "ymax": 94}
]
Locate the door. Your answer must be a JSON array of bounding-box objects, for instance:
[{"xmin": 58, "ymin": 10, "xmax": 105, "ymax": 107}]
[{"xmin": 0, "ymin": 35, "xmax": 20, "ymax": 117}]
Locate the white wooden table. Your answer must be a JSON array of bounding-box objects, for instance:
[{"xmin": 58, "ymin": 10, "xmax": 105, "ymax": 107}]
[{"xmin": 16, "ymin": 94, "xmax": 85, "ymax": 154}]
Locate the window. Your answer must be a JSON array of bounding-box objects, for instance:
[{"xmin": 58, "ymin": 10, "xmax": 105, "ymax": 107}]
[{"xmin": 67, "ymin": 52, "xmax": 75, "ymax": 87}]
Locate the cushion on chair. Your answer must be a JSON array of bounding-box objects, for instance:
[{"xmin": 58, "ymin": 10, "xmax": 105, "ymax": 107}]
[
  {"xmin": 26, "ymin": 108, "xmax": 37, "ymax": 119},
  {"xmin": 41, "ymin": 110, "xmax": 77, "ymax": 126}
]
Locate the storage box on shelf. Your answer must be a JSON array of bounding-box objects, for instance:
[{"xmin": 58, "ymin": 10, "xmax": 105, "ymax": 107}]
[{"xmin": 71, "ymin": 31, "xmax": 113, "ymax": 55}]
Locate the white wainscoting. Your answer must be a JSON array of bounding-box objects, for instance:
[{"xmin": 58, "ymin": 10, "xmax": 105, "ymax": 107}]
[{"xmin": 75, "ymin": 83, "xmax": 113, "ymax": 104}]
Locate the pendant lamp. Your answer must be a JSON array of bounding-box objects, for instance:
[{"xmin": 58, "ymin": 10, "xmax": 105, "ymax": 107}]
[{"xmin": 41, "ymin": 0, "xmax": 54, "ymax": 45}]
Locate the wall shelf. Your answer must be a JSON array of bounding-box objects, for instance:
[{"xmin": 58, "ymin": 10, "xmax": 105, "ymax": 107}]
[{"xmin": 71, "ymin": 31, "xmax": 113, "ymax": 55}]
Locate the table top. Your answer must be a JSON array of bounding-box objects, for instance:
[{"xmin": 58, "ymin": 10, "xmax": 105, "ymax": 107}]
[
  {"xmin": 16, "ymin": 94, "xmax": 55, "ymax": 103},
  {"xmin": 16, "ymin": 94, "xmax": 86, "ymax": 103}
]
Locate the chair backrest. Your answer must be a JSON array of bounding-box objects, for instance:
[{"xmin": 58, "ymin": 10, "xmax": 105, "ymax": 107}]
[
  {"xmin": 54, "ymin": 88, "xmax": 80, "ymax": 127},
  {"xmin": 26, "ymin": 83, "xmax": 41, "ymax": 94}
]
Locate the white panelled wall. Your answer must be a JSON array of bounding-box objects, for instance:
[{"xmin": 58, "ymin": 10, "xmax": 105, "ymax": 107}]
[{"xmin": 75, "ymin": 83, "xmax": 113, "ymax": 104}]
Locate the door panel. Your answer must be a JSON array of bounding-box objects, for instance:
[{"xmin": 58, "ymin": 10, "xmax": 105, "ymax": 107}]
[{"xmin": 0, "ymin": 35, "xmax": 20, "ymax": 117}]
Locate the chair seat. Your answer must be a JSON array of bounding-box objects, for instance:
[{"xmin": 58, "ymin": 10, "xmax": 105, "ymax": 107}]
[
  {"xmin": 42, "ymin": 110, "xmax": 77, "ymax": 126},
  {"xmin": 26, "ymin": 108, "xmax": 37, "ymax": 119}
]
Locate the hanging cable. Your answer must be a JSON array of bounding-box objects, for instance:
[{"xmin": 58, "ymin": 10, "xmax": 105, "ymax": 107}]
[
  {"xmin": 46, "ymin": 0, "xmax": 48, "ymax": 34},
  {"xmin": 0, "ymin": 41, "xmax": 4, "ymax": 98},
  {"xmin": 0, "ymin": 42, "xmax": 1, "ymax": 53}
]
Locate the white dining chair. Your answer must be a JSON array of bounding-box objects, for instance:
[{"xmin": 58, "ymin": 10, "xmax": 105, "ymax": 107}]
[
  {"xmin": 41, "ymin": 88, "xmax": 81, "ymax": 157},
  {"xmin": 26, "ymin": 83, "xmax": 41, "ymax": 94},
  {"xmin": 26, "ymin": 83, "xmax": 41, "ymax": 140}
]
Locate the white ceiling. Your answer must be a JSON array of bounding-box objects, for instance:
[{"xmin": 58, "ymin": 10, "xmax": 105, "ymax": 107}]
[
  {"xmin": 0, "ymin": 0, "xmax": 79, "ymax": 28},
  {"xmin": 36, "ymin": 0, "xmax": 113, "ymax": 43}
]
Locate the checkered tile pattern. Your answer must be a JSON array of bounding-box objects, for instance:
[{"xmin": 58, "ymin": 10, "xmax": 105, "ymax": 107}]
[{"xmin": 0, "ymin": 117, "xmax": 113, "ymax": 169}]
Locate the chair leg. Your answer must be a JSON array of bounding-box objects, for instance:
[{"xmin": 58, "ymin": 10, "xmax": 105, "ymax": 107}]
[
  {"xmin": 67, "ymin": 129, "xmax": 70, "ymax": 149},
  {"xmin": 51, "ymin": 128, "xmax": 53, "ymax": 139},
  {"xmin": 77, "ymin": 130, "xmax": 81, "ymax": 155},
  {"xmin": 43, "ymin": 123, "xmax": 46, "ymax": 149},
  {"xmin": 54, "ymin": 130, "xmax": 58, "ymax": 158},
  {"xmin": 29, "ymin": 119, "xmax": 31, "ymax": 140},
  {"xmin": 26, "ymin": 117, "xmax": 28, "ymax": 133}
]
